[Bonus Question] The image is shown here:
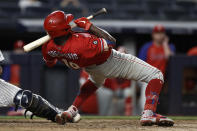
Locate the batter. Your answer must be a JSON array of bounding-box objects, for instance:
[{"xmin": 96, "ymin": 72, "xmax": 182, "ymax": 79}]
[{"xmin": 42, "ymin": 10, "xmax": 174, "ymax": 126}]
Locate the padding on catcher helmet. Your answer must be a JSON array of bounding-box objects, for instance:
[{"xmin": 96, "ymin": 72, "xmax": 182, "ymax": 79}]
[{"xmin": 44, "ymin": 10, "xmax": 74, "ymax": 38}]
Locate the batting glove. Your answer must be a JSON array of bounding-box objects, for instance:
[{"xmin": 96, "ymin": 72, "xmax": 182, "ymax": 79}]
[{"xmin": 74, "ymin": 17, "xmax": 92, "ymax": 30}]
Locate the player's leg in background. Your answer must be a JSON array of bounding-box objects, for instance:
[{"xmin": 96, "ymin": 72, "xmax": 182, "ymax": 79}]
[
  {"xmin": 97, "ymin": 87, "xmax": 113, "ymax": 115},
  {"xmin": 137, "ymin": 82, "xmax": 147, "ymax": 114},
  {"xmin": 123, "ymin": 85, "xmax": 136, "ymax": 116}
]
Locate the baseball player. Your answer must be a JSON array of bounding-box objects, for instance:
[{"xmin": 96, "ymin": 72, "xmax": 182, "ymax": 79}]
[
  {"xmin": 42, "ymin": 10, "xmax": 174, "ymax": 126},
  {"xmin": 0, "ymin": 50, "xmax": 66, "ymax": 124},
  {"xmin": 139, "ymin": 25, "xmax": 175, "ymax": 75}
]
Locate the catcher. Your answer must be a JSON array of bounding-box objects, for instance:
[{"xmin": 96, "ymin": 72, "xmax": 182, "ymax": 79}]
[
  {"xmin": 42, "ymin": 10, "xmax": 174, "ymax": 126},
  {"xmin": 0, "ymin": 50, "xmax": 66, "ymax": 124}
]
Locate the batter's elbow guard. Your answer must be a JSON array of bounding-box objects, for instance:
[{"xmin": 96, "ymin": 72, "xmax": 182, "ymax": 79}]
[{"xmin": 13, "ymin": 90, "xmax": 61, "ymax": 122}]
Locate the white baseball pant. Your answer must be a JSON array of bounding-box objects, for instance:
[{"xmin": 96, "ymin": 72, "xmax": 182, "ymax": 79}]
[{"xmin": 85, "ymin": 49, "xmax": 163, "ymax": 87}]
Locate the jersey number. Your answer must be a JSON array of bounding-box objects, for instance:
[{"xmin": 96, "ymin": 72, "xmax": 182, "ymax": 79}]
[{"xmin": 62, "ymin": 59, "xmax": 80, "ymax": 69}]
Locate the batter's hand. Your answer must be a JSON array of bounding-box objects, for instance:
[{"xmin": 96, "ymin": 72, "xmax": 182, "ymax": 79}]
[{"xmin": 74, "ymin": 17, "xmax": 92, "ymax": 30}]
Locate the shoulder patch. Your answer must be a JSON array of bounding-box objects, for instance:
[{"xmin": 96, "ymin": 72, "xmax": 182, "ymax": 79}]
[{"xmin": 93, "ymin": 40, "xmax": 98, "ymax": 45}]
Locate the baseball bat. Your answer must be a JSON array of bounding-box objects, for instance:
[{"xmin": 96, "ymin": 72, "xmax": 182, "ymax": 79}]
[{"xmin": 23, "ymin": 8, "xmax": 107, "ymax": 52}]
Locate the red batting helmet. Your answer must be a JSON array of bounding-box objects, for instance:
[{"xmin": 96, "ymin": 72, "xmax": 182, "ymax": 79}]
[
  {"xmin": 14, "ymin": 40, "xmax": 25, "ymax": 49},
  {"xmin": 44, "ymin": 10, "xmax": 74, "ymax": 38}
]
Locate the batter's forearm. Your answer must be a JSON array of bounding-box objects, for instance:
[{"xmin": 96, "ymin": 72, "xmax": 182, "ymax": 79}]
[{"xmin": 89, "ymin": 25, "xmax": 116, "ymax": 43}]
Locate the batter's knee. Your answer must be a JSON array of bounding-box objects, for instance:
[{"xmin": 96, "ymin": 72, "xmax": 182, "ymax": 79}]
[
  {"xmin": 151, "ymin": 69, "xmax": 164, "ymax": 83},
  {"xmin": 158, "ymin": 70, "xmax": 164, "ymax": 82}
]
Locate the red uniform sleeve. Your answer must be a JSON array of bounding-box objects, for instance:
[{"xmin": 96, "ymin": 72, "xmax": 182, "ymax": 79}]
[
  {"xmin": 42, "ymin": 43, "xmax": 57, "ymax": 67},
  {"xmin": 82, "ymin": 35, "xmax": 109, "ymax": 59}
]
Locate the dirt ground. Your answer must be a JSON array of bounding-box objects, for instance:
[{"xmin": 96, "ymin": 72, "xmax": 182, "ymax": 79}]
[{"xmin": 0, "ymin": 119, "xmax": 196, "ymax": 131}]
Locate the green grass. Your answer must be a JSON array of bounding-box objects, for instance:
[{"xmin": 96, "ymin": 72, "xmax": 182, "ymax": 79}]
[
  {"xmin": 169, "ymin": 116, "xmax": 197, "ymax": 120},
  {"xmin": 0, "ymin": 115, "xmax": 197, "ymax": 120},
  {"xmin": 82, "ymin": 116, "xmax": 140, "ymax": 120},
  {"xmin": 83, "ymin": 116, "xmax": 197, "ymax": 120}
]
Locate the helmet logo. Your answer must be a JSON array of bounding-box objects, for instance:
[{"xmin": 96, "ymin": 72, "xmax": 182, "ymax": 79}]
[{"xmin": 49, "ymin": 19, "xmax": 54, "ymax": 24}]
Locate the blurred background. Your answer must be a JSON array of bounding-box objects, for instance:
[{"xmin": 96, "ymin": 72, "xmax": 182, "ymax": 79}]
[{"xmin": 1, "ymin": 0, "xmax": 197, "ymax": 116}]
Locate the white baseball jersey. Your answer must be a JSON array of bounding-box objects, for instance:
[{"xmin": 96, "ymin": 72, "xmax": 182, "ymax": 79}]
[
  {"xmin": 85, "ymin": 49, "xmax": 163, "ymax": 87},
  {"xmin": 0, "ymin": 50, "xmax": 4, "ymax": 62},
  {"xmin": 0, "ymin": 50, "xmax": 20, "ymax": 107}
]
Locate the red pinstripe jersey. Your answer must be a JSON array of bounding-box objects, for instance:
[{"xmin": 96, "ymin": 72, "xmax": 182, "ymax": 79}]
[
  {"xmin": 139, "ymin": 42, "xmax": 175, "ymax": 75},
  {"xmin": 42, "ymin": 32, "xmax": 111, "ymax": 69}
]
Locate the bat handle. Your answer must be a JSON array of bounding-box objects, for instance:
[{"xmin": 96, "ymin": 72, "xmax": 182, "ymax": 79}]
[{"xmin": 70, "ymin": 8, "xmax": 106, "ymax": 29}]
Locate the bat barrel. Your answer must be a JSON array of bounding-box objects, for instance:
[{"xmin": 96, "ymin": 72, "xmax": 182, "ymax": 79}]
[{"xmin": 24, "ymin": 35, "xmax": 51, "ymax": 52}]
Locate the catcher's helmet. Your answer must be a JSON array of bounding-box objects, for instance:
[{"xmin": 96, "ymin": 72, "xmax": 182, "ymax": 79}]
[{"xmin": 44, "ymin": 10, "xmax": 74, "ymax": 38}]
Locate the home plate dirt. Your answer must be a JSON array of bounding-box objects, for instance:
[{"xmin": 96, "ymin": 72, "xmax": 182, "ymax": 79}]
[{"xmin": 0, "ymin": 119, "xmax": 196, "ymax": 131}]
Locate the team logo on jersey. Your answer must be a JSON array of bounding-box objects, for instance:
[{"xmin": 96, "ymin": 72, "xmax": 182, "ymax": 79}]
[{"xmin": 93, "ymin": 40, "xmax": 98, "ymax": 45}]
